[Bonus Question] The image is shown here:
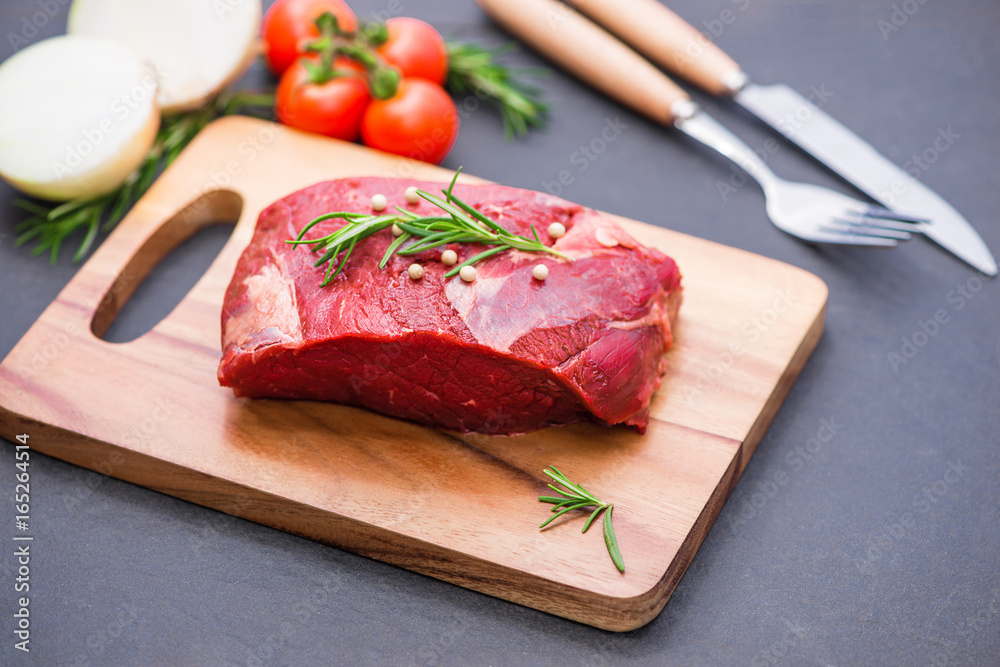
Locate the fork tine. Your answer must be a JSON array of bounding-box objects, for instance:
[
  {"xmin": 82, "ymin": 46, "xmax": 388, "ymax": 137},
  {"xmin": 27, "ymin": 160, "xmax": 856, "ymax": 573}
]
[
  {"xmin": 825, "ymin": 220, "xmax": 913, "ymax": 241},
  {"xmin": 798, "ymin": 228, "xmax": 899, "ymax": 247},
  {"xmin": 670, "ymin": 109, "xmax": 929, "ymax": 247},
  {"xmin": 861, "ymin": 205, "xmax": 931, "ymax": 225},
  {"xmin": 840, "ymin": 213, "xmax": 926, "ymax": 233}
]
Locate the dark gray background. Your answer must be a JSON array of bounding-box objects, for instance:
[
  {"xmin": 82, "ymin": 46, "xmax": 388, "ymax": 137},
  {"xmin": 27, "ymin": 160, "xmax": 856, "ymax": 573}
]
[{"xmin": 2, "ymin": 0, "xmax": 998, "ymax": 664}]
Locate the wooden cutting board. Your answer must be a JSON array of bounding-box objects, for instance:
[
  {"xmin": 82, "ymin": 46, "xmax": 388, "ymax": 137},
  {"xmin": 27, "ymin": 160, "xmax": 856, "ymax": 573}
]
[{"xmin": 0, "ymin": 117, "xmax": 826, "ymax": 631}]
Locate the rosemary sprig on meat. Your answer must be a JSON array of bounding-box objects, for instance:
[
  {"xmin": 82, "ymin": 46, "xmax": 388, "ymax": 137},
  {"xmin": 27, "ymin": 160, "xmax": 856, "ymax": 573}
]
[
  {"xmin": 288, "ymin": 170, "xmax": 568, "ymax": 286},
  {"xmin": 538, "ymin": 466, "xmax": 624, "ymax": 573}
]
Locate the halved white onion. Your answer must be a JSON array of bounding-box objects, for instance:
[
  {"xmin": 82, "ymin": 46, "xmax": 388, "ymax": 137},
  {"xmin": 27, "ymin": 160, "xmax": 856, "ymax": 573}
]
[
  {"xmin": 68, "ymin": 0, "xmax": 261, "ymax": 112},
  {"xmin": 0, "ymin": 35, "xmax": 160, "ymax": 201}
]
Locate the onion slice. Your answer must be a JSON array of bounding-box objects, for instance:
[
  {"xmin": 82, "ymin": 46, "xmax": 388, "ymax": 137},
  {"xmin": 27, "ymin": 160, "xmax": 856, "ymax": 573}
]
[
  {"xmin": 68, "ymin": 0, "xmax": 262, "ymax": 113},
  {"xmin": 0, "ymin": 35, "xmax": 160, "ymax": 201}
]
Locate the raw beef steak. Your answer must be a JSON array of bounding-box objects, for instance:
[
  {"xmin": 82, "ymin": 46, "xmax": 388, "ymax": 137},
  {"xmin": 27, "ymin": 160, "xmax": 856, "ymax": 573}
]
[{"xmin": 218, "ymin": 178, "xmax": 682, "ymax": 434}]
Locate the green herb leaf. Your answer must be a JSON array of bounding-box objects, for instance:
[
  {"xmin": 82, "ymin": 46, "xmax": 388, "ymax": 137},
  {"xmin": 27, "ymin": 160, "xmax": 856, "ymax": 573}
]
[
  {"xmin": 291, "ymin": 170, "xmax": 568, "ymax": 285},
  {"xmin": 537, "ymin": 466, "xmax": 624, "ymax": 573},
  {"xmin": 445, "ymin": 41, "xmax": 550, "ymax": 140},
  {"xmin": 603, "ymin": 505, "xmax": 625, "ymax": 573},
  {"xmin": 539, "ymin": 501, "xmax": 593, "ymax": 530},
  {"xmin": 14, "ymin": 90, "xmax": 275, "ymax": 263},
  {"xmin": 443, "ymin": 246, "xmax": 506, "ymax": 279},
  {"xmin": 380, "ymin": 231, "xmax": 412, "ymax": 269},
  {"xmin": 581, "ymin": 505, "xmax": 604, "ymax": 534}
]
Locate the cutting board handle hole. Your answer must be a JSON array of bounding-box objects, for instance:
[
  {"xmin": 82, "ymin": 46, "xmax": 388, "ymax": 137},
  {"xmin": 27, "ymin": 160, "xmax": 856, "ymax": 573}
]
[{"xmin": 91, "ymin": 189, "xmax": 243, "ymax": 342}]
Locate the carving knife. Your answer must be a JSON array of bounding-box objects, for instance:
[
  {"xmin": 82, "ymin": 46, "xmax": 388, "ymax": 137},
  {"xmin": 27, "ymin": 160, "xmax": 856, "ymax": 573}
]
[{"xmin": 555, "ymin": 0, "xmax": 995, "ymax": 275}]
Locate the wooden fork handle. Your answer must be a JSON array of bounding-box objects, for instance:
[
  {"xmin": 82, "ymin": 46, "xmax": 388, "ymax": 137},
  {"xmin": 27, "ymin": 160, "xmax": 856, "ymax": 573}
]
[
  {"xmin": 566, "ymin": 0, "xmax": 746, "ymax": 96},
  {"xmin": 476, "ymin": 0, "xmax": 692, "ymax": 125}
]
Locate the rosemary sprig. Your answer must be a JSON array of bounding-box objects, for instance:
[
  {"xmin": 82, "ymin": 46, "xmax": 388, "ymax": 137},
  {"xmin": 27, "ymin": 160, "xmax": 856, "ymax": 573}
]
[
  {"xmin": 13, "ymin": 90, "xmax": 275, "ymax": 264},
  {"xmin": 539, "ymin": 466, "xmax": 624, "ymax": 573},
  {"xmin": 288, "ymin": 170, "xmax": 568, "ymax": 286},
  {"xmin": 445, "ymin": 41, "xmax": 550, "ymax": 140}
]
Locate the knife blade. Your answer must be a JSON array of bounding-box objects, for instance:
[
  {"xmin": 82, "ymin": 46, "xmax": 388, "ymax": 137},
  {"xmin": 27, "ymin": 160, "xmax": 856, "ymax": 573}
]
[
  {"xmin": 736, "ymin": 84, "xmax": 996, "ymax": 275},
  {"xmin": 564, "ymin": 0, "xmax": 997, "ymax": 275}
]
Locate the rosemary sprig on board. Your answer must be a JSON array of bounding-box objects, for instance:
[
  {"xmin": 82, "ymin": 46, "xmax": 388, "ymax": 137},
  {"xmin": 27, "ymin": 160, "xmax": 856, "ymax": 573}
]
[
  {"xmin": 288, "ymin": 170, "xmax": 568, "ymax": 286},
  {"xmin": 445, "ymin": 41, "xmax": 550, "ymax": 140},
  {"xmin": 13, "ymin": 90, "xmax": 274, "ymax": 264},
  {"xmin": 539, "ymin": 466, "xmax": 624, "ymax": 573}
]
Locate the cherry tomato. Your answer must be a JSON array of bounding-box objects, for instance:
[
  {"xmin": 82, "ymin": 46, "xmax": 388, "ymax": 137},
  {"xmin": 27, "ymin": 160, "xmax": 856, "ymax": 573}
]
[
  {"xmin": 361, "ymin": 79, "xmax": 459, "ymax": 164},
  {"xmin": 376, "ymin": 17, "xmax": 448, "ymax": 85},
  {"xmin": 276, "ymin": 58, "xmax": 371, "ymax": 141},
  {"xmin": 262, "ymin": 0, "xmax": 358, "ymax": 76}
]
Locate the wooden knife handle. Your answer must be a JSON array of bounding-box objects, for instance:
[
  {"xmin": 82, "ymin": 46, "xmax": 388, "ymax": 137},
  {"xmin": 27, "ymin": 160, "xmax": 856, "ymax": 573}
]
[
  {"xmin": 566, "ymin": 0, "xmax": 745, "ymax": 96},
  {"xmin": 476, "ymin": 0, "xmax": 692, "ymax": 125}
]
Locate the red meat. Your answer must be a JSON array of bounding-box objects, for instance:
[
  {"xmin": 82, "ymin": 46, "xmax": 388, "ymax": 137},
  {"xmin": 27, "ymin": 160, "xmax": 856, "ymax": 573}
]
[{"xmin": 218, "ymin": 178, "xmax": 682, "ymax": 434}]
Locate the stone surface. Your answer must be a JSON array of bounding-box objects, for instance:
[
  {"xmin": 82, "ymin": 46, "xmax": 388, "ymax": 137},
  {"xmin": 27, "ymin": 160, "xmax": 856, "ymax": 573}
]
[{"xmin": 0, "ymin": 0, "xmax": 997, "ymax": 663}]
